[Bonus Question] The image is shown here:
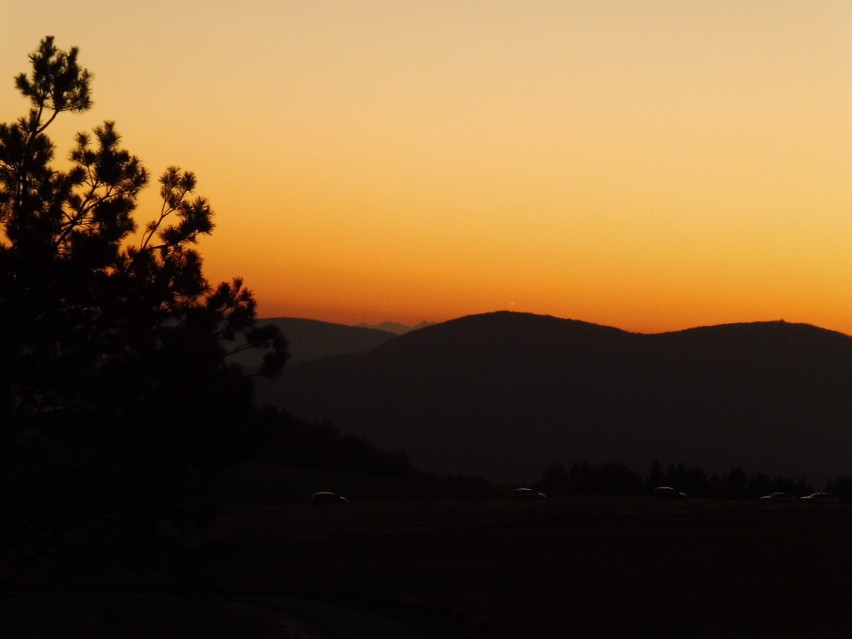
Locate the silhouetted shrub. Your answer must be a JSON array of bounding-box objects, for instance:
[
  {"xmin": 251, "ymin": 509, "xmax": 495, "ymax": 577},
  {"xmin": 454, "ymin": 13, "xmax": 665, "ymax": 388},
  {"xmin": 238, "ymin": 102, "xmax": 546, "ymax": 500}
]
[{"xmin": 538, "ymin": 459, "xmax": 822, "ymax": 500}]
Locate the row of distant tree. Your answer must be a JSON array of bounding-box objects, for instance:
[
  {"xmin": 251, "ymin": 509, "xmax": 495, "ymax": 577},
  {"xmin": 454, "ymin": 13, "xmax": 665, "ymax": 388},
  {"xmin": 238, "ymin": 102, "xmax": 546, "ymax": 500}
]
[
  {"xmin": 243, "ymin": 415, "xmax": 852, "ymax": 504},
  {"xmin": 533, "ymin": 460, "xmax": 852, "ymax": 502},
  {"xmin": 244, "ymin": 409, "xmax": 852, "ymax": 503}
]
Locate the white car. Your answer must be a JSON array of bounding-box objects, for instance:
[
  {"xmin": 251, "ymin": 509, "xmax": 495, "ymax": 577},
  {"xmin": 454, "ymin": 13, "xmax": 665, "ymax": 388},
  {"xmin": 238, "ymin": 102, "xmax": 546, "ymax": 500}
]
[
  {"xmin": 799, "ymin": 492, "xmax": 837, "ymax": 504},
  {"xmin": 310, "ymin": 491, "xmax": 348, "ymax": 505},
  {"xmin": 653, "ymin": 486, "xmax": 687, "ymax": 500},
  {"xmin": 759, "ymin": 492, "xmax": 796, "ymax": 502},
  {"xmin": 510, "ymin": 487, "xmax": 546, "ymax": 500}
]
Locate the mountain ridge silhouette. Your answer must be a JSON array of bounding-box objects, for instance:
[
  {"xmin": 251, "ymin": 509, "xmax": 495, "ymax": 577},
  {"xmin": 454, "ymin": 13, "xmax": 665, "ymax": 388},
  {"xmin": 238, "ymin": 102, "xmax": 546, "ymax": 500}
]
[
  {"xmin": 256, "ymin": 317, "xmax": 397, "ymax": 363},
  {"xmin": 259, "ymin": 311, "xmax": 852, "ymax": 484}
]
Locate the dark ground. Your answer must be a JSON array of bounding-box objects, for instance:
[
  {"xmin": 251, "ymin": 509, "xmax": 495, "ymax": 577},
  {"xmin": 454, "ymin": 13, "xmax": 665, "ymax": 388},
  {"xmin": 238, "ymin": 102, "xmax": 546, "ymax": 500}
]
[
  {"xmin": 5, "ymin": 465, "xmax": 852, "ymax": 638},
  {"xmin": 211, "ymin": 496, "xmax": 852, "ymax": 638}
]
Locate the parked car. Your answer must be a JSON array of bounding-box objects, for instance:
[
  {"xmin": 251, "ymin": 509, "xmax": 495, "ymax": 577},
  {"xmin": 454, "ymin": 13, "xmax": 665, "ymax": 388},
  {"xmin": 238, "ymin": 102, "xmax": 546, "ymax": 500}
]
[
  {"xmin": 799, "ymin": 492, "xmax": 838, "ymax": 504},
  {"xmin": 510, "ymin": 487, "xmax": 546, "ymax": 500},
  {"xmin": 759, "ymin": 492, "xmax": 796, "ymax": 502},
  {"xmin": 653, "ymin": 486, "xmax": 687, "ymax": 499},
  {"xmin": 310, "ymin": 491, "xmax": 348, "ymax": 505}
]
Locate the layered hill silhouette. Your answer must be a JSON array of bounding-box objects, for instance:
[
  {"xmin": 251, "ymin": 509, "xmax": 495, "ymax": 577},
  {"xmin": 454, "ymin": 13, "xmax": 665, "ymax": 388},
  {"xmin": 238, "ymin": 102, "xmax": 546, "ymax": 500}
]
[
  {"xmin": 259, "ymin": 311, "xmax": 852, "ymax": 484},
  {"xmin": 254, "ymin": 317, "xmax": 397, "ymax": 363},
  {"xmin": 357, "ymin": 320, "xmax": 434, "ymax": 335}
]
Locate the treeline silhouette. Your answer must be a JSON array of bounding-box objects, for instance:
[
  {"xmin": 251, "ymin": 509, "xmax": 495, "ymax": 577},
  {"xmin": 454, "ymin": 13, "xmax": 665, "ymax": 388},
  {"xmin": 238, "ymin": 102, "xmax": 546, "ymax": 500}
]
[
  {"xmin": 241, "ymin": 407, "xmax": 852, "ymax": 503},
  {"xmin": 241, "ymin": 409, "xmax": 512, "ymax": 501},
  {"xmin": 534, "ymin": 460, "xmax": 852, "ymax": 502}
]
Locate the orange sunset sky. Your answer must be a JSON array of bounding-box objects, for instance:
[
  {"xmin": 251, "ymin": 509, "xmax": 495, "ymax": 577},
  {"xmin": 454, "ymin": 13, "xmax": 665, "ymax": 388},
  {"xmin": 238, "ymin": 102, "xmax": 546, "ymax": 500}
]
[{"xmin": 3, "ymin": 1, "xmax": 852, "ymax": 334}]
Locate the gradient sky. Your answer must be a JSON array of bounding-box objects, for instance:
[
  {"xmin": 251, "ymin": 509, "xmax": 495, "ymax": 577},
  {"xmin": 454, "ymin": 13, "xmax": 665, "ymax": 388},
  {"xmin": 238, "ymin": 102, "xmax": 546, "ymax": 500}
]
[{"xmin": 3, "ymin": 1, "xmax": 852, "ymax": 333}]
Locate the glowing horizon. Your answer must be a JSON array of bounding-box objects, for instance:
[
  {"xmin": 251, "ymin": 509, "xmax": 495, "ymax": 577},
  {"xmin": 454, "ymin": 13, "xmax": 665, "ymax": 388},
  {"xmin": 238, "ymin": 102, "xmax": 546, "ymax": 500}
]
[{"xmin": 3, "ymin": 2, "xmax": 852, "ymax": 335}]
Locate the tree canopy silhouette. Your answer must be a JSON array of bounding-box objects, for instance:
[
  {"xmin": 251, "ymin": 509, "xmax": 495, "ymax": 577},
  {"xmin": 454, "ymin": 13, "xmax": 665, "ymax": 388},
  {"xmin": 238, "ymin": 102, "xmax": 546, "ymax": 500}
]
[{"xmin": 0, "ymin": 37, "xmax": 287, "ymax": 587}]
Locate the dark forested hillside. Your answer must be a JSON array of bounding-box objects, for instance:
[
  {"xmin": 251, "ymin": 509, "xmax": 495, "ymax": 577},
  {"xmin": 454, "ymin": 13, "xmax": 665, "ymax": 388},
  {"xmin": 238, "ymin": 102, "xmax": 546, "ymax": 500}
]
[{"xmin": 260, "ymin": 311, "xmax": 852, "ymax": 484}]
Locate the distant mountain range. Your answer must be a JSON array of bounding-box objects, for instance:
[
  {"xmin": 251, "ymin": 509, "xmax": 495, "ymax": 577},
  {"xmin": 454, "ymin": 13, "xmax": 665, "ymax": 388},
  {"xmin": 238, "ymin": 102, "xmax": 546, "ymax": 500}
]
[
  {"xmin": 248, "ymin": 317, "xmax": 432, "ymax": 363},
  {"xmin": 357, "ymin": 320, "xmax": 434, "ymax": 335},
  {"xmin": 257, "ymin": 312, "xmax": 852, "ymax": 484},
  {"xmin": 255, "ymin": 317, "xmax": 398, "ymax": 363}
]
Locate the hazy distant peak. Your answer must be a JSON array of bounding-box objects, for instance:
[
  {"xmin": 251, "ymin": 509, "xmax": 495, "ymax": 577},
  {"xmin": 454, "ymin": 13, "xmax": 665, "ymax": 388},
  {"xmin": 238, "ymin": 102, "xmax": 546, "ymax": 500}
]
[
  {"xmin": 650, "ymin": 319, "xmax": 850, "ymax": 342},
  {"xmin": 357, "ymin": 320, "xmax": 433, "ymax": 335},
  {"xmin": 412, "ymin": 310, "xmax": 632, "ymax": 337},
  {"xmin": 256, "ymin": 317, "xmax": 398, "ymax": 362}
]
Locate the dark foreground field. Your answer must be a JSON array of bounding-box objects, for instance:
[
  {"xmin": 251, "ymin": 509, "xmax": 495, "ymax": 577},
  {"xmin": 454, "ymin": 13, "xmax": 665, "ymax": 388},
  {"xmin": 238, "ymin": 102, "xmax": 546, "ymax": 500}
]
[{"xmin": 5, "ymin": 463, "xmax": 852, "ymax": 638}]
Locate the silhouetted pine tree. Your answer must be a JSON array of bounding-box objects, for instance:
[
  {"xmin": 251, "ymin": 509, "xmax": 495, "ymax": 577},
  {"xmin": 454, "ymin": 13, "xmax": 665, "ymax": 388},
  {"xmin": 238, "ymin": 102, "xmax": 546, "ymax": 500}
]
[{"xmin": 0, "ymin": 37, "xmax": 287, "ymax": 587}]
